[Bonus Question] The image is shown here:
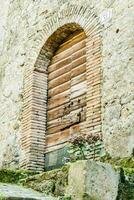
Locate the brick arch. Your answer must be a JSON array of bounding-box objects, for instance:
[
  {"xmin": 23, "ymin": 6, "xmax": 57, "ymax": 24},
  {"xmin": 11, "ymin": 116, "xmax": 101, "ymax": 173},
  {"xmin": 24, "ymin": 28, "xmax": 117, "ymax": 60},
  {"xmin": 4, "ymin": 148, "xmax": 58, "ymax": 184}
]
[
  {"xmin": 34, "ymin": 23, "xmax": 83, "ymax": 72},
  {"xmin": 26, "ymin": 4, "xmax": 102, "ymax": 69},
  {"xmin": 21, "ymin": 4, "xmax": 102, "ymax": 172}
]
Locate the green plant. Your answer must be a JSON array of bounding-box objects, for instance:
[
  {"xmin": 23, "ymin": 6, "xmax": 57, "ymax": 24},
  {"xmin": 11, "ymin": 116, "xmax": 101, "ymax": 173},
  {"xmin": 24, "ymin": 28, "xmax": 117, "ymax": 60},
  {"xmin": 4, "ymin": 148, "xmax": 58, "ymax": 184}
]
[
  {"xmin": 64, "ymin": 133, "xmax": 105, "ymax": 163},
  {"xmin": 59, "ymin": 196, "xmax": 72, "ymax": 200},
  {"xmin": 0, "ymin": 192, "xmax": 5, "ymax": 200}
]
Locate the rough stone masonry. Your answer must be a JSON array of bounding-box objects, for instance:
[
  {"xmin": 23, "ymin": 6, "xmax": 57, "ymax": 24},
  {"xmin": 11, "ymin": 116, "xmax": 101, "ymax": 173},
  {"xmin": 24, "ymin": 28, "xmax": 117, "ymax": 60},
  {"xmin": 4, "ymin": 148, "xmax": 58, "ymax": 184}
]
[{"xmin": 0, "ymin": 0, "xmax": 133, "ymax": 170}]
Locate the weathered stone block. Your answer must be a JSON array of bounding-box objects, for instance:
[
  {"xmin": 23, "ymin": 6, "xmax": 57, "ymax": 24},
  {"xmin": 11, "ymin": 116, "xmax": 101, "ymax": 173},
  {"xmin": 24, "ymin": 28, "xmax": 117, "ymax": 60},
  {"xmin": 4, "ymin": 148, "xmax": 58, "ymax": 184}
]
[{"xmin": 66, "ymin": 160, "xmax": 120, "ymax": 200}]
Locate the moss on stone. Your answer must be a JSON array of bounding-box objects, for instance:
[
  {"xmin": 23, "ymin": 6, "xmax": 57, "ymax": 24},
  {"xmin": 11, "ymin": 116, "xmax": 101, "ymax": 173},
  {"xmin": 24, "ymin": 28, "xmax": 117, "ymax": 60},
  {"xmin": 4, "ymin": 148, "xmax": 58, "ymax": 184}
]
[
  {"xmin": 101, "ymin": 156, "xmax": 134, "ymax": 199},
  {"xmin": 111, "ymin": 157, "xmax": 134, "ymax": 168},
  {"xmin": 110, "ymin": 158, "xmax": 134, "ymax": 179},
  {"xmin": 23, "ymin": 165, "xmax": 70, "ymax": 197},
  {"xmin": 0, "ymin": 159, "xmax": 133, "ymax": 199},
  {"xmin": 0, "ymin": 166, "xmax": 69, "ymax": 198},
  {"xmin": 0, "ymin": 169, "xmax": 36, "ymax": 184},
  {"xmin": 103, "ymin": 156, "xmax": 134, "ymax": 177},
  {"xmin": 101, "ymin": 156, "xmax": 134, "ymax": 174},
  {"xmin": 101, "ymin": 156, "xmax": 133, "ymax": 167}
]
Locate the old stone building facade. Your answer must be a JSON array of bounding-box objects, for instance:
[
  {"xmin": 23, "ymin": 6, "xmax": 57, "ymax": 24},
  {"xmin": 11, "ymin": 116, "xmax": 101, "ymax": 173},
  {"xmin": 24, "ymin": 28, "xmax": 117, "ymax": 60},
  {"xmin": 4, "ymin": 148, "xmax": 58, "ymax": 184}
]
[{"xmin": 0, "ymin": 0, "xmax": 133, "ymax": 171}]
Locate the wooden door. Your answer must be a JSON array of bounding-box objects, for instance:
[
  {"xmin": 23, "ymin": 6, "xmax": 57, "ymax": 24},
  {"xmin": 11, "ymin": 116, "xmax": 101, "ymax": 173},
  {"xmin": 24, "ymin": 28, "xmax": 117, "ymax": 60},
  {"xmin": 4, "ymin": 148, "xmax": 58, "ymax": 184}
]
[{"xmin": 45, "ymin": 31, "xmax": 87, "ymax": 168}]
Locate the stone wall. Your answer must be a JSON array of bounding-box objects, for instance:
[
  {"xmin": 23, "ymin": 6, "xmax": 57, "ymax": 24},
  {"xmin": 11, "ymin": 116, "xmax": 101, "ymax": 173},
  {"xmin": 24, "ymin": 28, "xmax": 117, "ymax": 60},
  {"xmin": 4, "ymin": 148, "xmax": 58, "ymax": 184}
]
[
  {"xmin": 102, "ymin": 0, "xmax": 134, "ymax": 157},
  {"xmin": 0, "ymin": 0, "xmax": 10, "ymax": 54},
  {"xmin": 0, "ymin": 0, "xmax": 133, "ymax": 169}
]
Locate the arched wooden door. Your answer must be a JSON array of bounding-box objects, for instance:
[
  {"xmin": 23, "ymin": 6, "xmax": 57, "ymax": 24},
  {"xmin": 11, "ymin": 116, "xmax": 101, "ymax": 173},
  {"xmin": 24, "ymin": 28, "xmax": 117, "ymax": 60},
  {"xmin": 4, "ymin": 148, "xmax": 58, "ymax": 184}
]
[{"xmin": 45, "ymin": 31, "xmax": 87, "ymax": 170}]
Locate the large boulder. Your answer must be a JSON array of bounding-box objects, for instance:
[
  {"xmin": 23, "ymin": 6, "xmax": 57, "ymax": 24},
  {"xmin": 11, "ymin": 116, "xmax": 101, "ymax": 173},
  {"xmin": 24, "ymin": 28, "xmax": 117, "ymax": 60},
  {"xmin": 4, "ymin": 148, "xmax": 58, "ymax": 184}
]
[{"xmin": 66, "ymin": 160, "xmax": 120, "ymax": 200}]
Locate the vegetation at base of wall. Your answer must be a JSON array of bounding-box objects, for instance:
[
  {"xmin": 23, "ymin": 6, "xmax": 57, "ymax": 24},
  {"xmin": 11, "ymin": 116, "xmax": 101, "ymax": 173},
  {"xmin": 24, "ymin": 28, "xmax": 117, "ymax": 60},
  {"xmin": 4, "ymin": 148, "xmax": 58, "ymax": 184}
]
[
  {"xmin": 65, "ymin": 133, "xmax": 104, "ymax": 163},
  {"xmin": 101, "ymin": 155, "xmax": 134, "ymax": 175},
  {"xmin": 0, "ymin": 157, "xmax": 133, "ymax": 199},
  {"xmin": 0, "ymin": 192, "xmax": 5, "ymax": 200},
  {"xmin": 101, "ymin": 155, "xmax": 134, "ymax": 200},
  {"xmin": 23, "ymin": 165, "xmax": 70, "ymax": 197},
  {"xmin": 116, "ymin": 167, "xmax": 134, "ymax": 200},
  {"xmin": 0, "ymin": 169, "xmax": 36, "ymax": 184},
  {"xmin": 117, "ymin": 181, "xmax": 134, "ymax": 200},
  {"xmin": 101, "ymin": 155, "xmax": 134, "ymax": 182}
]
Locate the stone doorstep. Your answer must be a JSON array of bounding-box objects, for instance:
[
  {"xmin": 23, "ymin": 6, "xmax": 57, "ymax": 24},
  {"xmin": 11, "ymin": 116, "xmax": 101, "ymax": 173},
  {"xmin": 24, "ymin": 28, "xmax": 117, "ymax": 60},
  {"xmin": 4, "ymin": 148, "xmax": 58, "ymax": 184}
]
[{"xmin": 0, "ymin": 183, "xmax": 57, "ymax": 200}]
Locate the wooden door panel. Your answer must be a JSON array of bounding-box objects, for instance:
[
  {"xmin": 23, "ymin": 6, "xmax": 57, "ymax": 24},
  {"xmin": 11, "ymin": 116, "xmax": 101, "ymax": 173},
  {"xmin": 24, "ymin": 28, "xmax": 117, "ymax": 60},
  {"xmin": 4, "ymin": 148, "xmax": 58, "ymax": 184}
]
[
  {"xmin": 48, "ymin": 57, "xmax": 71, "ymax": 73},
  {"xmin": 46, "ymin": 31, "xmax": 87, "ymax": 153},
  {"xmin": 72, "ymin": 48, "xmax": 86, "ymax": 60},
  {"xmin": 71, "ymin": 84, "xmax": 87, "ymax": 100},
  {"xmin": 48, "ymin": 91, "xmax": 70, "ymax": 110},
  {"xmin": 48, "ymin": 64, "xmax": 72, "ymax": 81},
  {"xmin": 71, "ymin": 55, "xmax": 86, "ymax": 69},
  {"xmin": 48, "ymin": 72, "xmax": 71, "ymax": 89},
  {"xmin": 71, "ymin": 63, "xmax": 86, "ymax": 78},
  {"xmin": 48, "ymin": 81, "xmax": 70, "ymax": 98},
  {"xmin": 46, "ymin": 129, "xmax": 70, "ymax": 147},
  {"xmin": 71, "ymin": 73, "xmax": 86, "ymax": 86},
  {"xmin": 47, "ymin": 94, "xmax": 86, "ymax": 121},
  {"xmin": 56, "ymin": 32, "xmax": 86, "ymax": 54}
]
